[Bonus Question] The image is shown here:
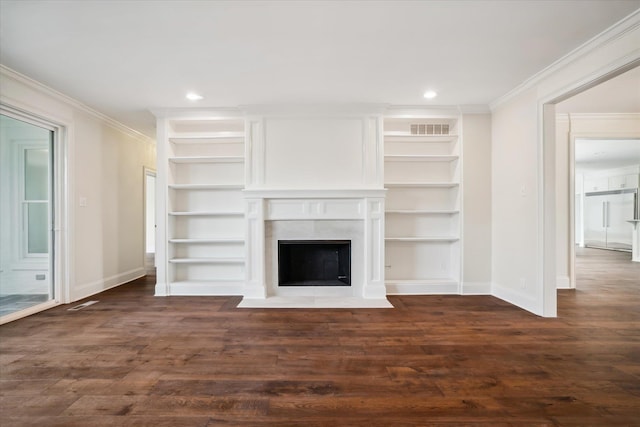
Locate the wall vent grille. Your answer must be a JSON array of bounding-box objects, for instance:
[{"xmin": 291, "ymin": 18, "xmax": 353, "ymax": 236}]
[{"xmin": 410, "ymin": 124, "xmax": 450, "ymax": 135}]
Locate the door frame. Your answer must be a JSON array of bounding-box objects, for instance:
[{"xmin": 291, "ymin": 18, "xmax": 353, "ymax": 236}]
[
  {"xmin": 0, "ymin": 103, "xmax": 70, "ymax": 324},
  {"xmin": 539, "ymin": 59, "xmax": 640, "ymax": 316}
]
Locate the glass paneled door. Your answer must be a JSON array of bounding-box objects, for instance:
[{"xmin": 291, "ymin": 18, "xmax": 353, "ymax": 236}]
[{"xmin": 0, "ymin": 114, "xmax": 54, "ymax": 318}]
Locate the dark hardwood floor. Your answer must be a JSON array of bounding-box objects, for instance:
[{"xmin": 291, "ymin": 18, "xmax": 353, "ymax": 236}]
[{"xmin": 1, "ymin": 248, "xmax": 639, "ymax": 426}]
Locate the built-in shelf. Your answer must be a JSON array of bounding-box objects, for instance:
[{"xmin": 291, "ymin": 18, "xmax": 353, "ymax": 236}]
[
  {"xmin": 384, "ymin": 155, "xmax": 458, "ymax": 162},
  {"xmin": 383, "ymin": 115, "xmax": 461, "ymax": 295},
  {"xmin": 385, "ymin": 237, "xmax": 459, "ymax": 242},
  {"xmin": 169, "ymin": 238, "xmax": 244, "ymax": 244},
  {"xmin": 385, "ymin": 209, "xmax": 459, "ymax": 214},
  {"xmin": 385, "ymin": 182, "xmax": 459, "ymax": 188},
  {"xmin": 168, "ymin": 211, "xmax": 244, "ymax": 217},
  {"xmin": 169, "ymin": 257, "xmax": 245, "ymax": 264},
  {"xmin": 168, "ymin": 184, "xmax": 244, "ymax": 190},
  {"xmin": 169, "ymin": 156, "xmax": 244, "ymax": 163},
  {"xmin": 159, "ymin": 116, "xmax": 247, "ymax": 297}
]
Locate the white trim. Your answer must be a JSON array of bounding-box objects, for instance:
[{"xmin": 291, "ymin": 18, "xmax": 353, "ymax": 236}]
[
  {"xmin": 458, "ymin": 105, "xmax": 491, "ymax": 114},
  {"xmin": 537, "ymin": 103, "xmax": 558, "ymax": 317},
  {"xmin": 567, "ymin": 112, "xmax": 640, "ymax": 122},
  {"xmin": 490, "ymin": 10, "xmax": 640, "ymax": 111},
  {"xmin": 0, "ymin": 65, "xmax": 153, "ymax": 143},
  {"xmin": 0, "ymin": 299, "xmax": 59, "ymax": 325},
  {"xmin": 491, "ymin": 281, "xmax": 540, "ymax": 314},
  {"xmin": 461, "ymin": 282, "xmax": 491, "ymax": 295},
  {"xmin": 556, "ymin": 276, "xmax": 571, "ymax": 289},
  {"xmin": 1, "ymin": 103, "xmax": 72, "ymax": 311},
  {"xmin": 384, "ymin": 105, "xmax": 460, "ymax": 119},
  {"xmin": 238, "ymin": 296, "xmax": 392, "ymax": 308},
  {"xmin": 386, "ymin": 281, "xmax": 459, "ymax": 295},
  {"xmin": 243, "ymin": 188, "xmax": 387, "ymax": 199},
  {"xmin": 73, "ymin": 267, "xmax": 146, "ymax": 302},
  {"xmin": 150, "ymin": 107, "xmax": 244, "ymax": 121}
]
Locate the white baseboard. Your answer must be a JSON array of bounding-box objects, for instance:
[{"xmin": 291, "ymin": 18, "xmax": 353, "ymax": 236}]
[
  {"xmin": 461, "ymin": 282, "xmax": 491, "ymax": 295},
  {"xmin": 73, "ymin": 267, "xmax": 146, "ymax": 302},
  {"xmin": 556, "ymin": 275, "xmax": 572, "ymax": 289},
  {"xmin": 386, "ymin": 281, "xmax": 459, "ymax": 295},
  {"xmin": 491, "ymin": 281, "xmax": 541, "ymax": 316}
]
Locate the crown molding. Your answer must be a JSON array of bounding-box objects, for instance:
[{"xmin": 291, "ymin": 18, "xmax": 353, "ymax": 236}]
[
  {"xmin": 563, "ymin": 112, "xmax": 640, "ymax": 121},
  {"xmin": 490, "ymin": 9, "xmax": 640, "ymax": 111},
  {"xmin": 457, "ymin": 105, "xmax": 491, "ymax": 114},
  {"xmin": 240, "ymin": 103, "xmax": 389, "ymax": 116},
  {"xmin": 384, "ymin": 105, "xmax": 461, "ymax": 118},
  {"xmin": 0, "ymin": 64, "xmax": 154, "ymax": 143},
  {"xmin": 149, "ymin": 107, "xmax": 244, "ymax": 120}
]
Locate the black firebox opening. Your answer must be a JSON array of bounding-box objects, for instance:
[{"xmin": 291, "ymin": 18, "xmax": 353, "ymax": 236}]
[{"xmin": 278, "ymin": 240, "xmax": 351, "ymax": 286}]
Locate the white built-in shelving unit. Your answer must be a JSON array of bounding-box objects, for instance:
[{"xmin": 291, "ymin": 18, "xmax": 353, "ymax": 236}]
[
  {"xmin": 154, "ymin": 107, "xmax": 464, "ymax": 299},
  {"xmin": 157, "ymin": 116, "xmax": 246, "ymax": 295},
  {"xmin": 383, "ymin": 115, "xmax": 462, "ymax": 294}
]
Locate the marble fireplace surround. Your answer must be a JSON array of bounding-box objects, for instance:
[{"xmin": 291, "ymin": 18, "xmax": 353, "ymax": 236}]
[{"xmin": 238, "ymin": 189, "xmax": 392, "ymax": 308}]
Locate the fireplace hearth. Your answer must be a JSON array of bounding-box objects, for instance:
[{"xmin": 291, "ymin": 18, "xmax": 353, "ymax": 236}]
[{"xmin": 278, "ymin": 240, "xmax": 351, "ymax": 286}]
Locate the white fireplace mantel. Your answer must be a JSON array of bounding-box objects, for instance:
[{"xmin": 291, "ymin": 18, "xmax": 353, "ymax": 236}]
[{"xmin": 240, "ymin": 188, "xmax": 390, "ymax": 307}]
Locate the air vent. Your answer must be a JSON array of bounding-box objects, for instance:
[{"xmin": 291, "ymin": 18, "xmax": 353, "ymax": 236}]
[
  {"xmin": 410, "ymin": 123, "xmax": 450, "ymax": 135},
  {"xmin": 67, "ymin": 300, "xmax": 99, "ymax": 311}
]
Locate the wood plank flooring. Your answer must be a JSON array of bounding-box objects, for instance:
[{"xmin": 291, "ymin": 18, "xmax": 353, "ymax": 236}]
[{"xmin": 1, "ymin": 247, "xmax": 639, "ymax": 426}]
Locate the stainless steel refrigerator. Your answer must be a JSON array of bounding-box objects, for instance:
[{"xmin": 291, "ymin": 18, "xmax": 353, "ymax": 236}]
[{"xmin": 584, "ymin": 188, "xmax": 638, "ymax": 251}]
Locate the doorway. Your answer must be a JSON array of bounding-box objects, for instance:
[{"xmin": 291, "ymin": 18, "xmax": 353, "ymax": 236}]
[
  {"xmin": 552, "ymin": 66, "xmax": 640, "ymax": 296},
  {"xmin": 144, "ymin": 168, "xmax": 156, "ymax": 274},
  {"xmin": 575, "ymin": 138, "xmax": 639, "ymax": 257},
  {"xmin": 0, "ymin": 114, "xmax": 55, "ymax": 318}
]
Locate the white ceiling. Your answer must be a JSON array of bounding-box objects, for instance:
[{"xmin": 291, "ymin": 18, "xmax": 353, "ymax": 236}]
[
  {"xmin": 575, "ymin": 139, "xmax": 640, "ymax": 172},
  {"xmin": 1, "ymin": 0, "xmax": 638, "ymax": 138}
]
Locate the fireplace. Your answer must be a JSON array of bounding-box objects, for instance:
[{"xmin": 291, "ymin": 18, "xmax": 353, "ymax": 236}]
[
  {"xmin": 278, "ymin": 240, "xmax": 351, "ymax": 286},
  {"xmin": 239, "ymin": 189, "xmax": 390, "ymax": 307}
]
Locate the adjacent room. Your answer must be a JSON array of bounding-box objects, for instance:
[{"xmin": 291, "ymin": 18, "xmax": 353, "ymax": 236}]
[{"xmin": 0, "ymin": 1, "xmax": 638, "ymax": 425}]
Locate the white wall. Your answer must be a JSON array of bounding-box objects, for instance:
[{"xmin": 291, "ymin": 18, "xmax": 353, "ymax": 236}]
[
  {"xmin": 0, "ymin": 67, "xmax": 156, "ymax": 303},
  {"xmin": 461, "ymin": 114, "xmax": 492, "ymax": 292},
  {"xmin": 491, "ymin": 88, "xmax": 541, "ymax": 311},
  {"xmin": 490, "ymin": 16, "xmax": 640, "ymax": 316}
]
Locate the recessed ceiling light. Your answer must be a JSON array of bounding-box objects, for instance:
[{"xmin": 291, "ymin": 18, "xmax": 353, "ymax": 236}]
[
  {"xmin": 423, "ymin": 90, "xmax": 438, "ymax": 99},
  {"xmin": 186, "ymin": 92, "xmax": 203, "ymax": 101}
]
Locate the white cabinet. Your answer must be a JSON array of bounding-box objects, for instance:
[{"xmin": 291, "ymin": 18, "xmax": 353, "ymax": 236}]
[
  {"xmin": 608, "ymin": 173, "xmax": 639, "ymax": 190},
  {"xmin": 583, "ymin": 176, "xmax": 609, "ymax": 192},
  {"xmin": 383, "ymin": 116, "xmax": 461, "ymax": 294},
  {"xmin": 161, "ymin": 117, "xmax": 246, "ymax": 295},
  {"xmin": 585, "ymin": 172, "xmax": 638, "ymax": 193}
]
